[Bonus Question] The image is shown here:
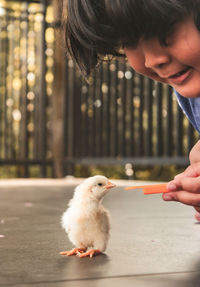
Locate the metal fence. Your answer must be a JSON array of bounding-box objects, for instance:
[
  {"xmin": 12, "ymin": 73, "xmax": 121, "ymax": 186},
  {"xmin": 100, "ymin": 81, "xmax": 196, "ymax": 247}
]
[
  {"xmin": 0, "ymin": 1, "xmax": 199, "ymax": 178},
  {"xmin": 0, "ymin": 0, "xmax": 52, "ymax": 177},
  {"xmin": 63, "ymin": 59, "xmax": 199, "ymax": 171}
]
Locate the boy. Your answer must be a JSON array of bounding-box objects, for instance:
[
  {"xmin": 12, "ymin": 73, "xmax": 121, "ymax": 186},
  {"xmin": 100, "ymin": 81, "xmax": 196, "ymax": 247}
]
[{"xmin": 61, "ymin": 0, "xmax": 200, "ymax": 218}]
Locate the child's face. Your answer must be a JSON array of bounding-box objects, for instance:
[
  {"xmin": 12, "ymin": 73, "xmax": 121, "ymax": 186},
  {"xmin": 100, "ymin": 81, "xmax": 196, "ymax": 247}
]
[{"xmin": 124, "ymin": 17, "xmax": 200, "ymax": 98}]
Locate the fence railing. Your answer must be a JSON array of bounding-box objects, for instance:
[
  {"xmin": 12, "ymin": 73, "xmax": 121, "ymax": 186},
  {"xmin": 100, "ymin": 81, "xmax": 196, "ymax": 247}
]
[{"xmin": 0, "ymin": 1, "xmax": 199, "ymax": 178}]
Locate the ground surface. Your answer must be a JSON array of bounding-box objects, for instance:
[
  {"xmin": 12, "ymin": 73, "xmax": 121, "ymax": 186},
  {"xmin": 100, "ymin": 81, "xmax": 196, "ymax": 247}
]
[{"xmin": 0, "ymin": 178, "xmax": 200, "ymax": 287}]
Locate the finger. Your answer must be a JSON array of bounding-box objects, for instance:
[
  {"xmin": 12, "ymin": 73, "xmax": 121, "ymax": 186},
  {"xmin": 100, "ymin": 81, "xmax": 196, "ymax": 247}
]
[
  {"xmin": 174, "ymin": 172, "xmax": 187, "ymax": 180},
  {"xmin": 178, "ymin": 176, "xmax": 200, "ymax": 193},
  {"xmin": 175, "ymin": 164, "xmax": 200, "ymax": 179},
  {"xmin": 194, "ymin": 208, "xmax": 200, "ymax": 222},
  {"xmin": 168, "ymin": 176, "xmax": 200, "ymax": 194},
  {"xmin": 194, "ymin": 206, "xmax": 200, "ymax": 213},
  {"xmin": 174, "ymin": 165, "xmax": 196, "ymax": 178},
  {"xmin": 189, "ymin": 140, "xmax": 200, "ymax": 164},
  {"xmin": 174, "ymin": 168, "xmax": 190, "ymax": 179},
  {"xmin": 163, "ymin": 191, "xmax": 200, "ymax": 207},
  {"xmin": 167, "ymin": 180, "xmax": 182, "ymax": 192},
  {"xmin": 168, "ymin": 176, "xmax": 200, "ymax": 193}
]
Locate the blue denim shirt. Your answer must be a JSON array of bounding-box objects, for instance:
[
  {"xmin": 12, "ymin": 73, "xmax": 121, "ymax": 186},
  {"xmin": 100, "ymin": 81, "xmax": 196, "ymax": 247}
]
[{"xmin": 175, "ymin": 91, "xmax": 200, "ymax": 134}]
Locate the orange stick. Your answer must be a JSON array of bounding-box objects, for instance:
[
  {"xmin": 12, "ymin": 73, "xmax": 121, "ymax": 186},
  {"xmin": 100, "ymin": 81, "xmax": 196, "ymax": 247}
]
[{"xmin": 124, "ymin": 183, "xmax": 168, "ymax": 194}]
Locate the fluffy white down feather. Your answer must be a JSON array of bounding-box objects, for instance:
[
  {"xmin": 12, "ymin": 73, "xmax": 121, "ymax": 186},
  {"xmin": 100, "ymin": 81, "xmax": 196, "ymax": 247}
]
[{"xmin": 61, "ymin": 175, "xmax": 115, "ymax": 252}]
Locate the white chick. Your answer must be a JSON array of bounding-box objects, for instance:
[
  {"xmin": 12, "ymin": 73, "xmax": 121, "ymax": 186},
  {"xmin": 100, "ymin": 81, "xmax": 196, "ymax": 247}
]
[{"xmin": 60, "ymin": 175, "xmax": 116, "ymax": 258}]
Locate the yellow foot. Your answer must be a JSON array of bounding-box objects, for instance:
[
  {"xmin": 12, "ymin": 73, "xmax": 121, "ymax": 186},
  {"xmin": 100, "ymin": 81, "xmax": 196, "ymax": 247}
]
[
  {"xmin": 77, "ymin": 249, "xmax": 101, "ymax": 258},
  {"xmin": 60, "ymin": 247, "xmax": 86, "ymax": 256}
]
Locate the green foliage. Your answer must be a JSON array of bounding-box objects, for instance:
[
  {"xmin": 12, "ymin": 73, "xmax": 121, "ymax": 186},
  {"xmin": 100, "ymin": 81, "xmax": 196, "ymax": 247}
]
[
  {"xmin": 72, "ymin": 164, "xmax": 186, "ymax": 181},
  {"xmin": 0, "ymin": 165, "xmax": 53, "ymax": 178},
  {"xmin": 0, "ymin": 163, "xmax": 186, "ymax": 180}
]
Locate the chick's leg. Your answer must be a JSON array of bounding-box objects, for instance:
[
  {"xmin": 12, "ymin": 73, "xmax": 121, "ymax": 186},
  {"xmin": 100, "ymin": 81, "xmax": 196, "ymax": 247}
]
[
  {"xmin": 77, "ymin": 249, "xmax": 101, "ymax": 258},
  {"xmin": 60, "ymin": 247, "xmax": 87, "ymax": 256}
]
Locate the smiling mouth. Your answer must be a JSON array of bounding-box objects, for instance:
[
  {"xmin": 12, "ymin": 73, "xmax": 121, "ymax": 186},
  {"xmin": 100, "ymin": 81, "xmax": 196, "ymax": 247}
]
[{"xmin": 169, "ymin": 67, "xmax": 191, "ymax": 79}]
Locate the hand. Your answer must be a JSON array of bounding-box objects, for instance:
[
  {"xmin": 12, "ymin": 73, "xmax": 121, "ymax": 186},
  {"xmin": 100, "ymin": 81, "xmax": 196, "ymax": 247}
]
[
  {"xmin": 189, "ymin": 140, "xmax": 200, "ymax": 164},
  {"xmin": 163, "ymin": 140, "xmax": 200, "ymax": 212},
  {"xmin": 163, "ymin": 163, "xmax": 200, "ymax": 212}
]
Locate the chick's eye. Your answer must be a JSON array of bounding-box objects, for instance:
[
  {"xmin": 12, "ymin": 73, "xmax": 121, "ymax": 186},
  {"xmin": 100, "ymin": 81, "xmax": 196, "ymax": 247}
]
[{"xmin": 98, "ymin": 183, "xmax": 103, "ymax": 186}]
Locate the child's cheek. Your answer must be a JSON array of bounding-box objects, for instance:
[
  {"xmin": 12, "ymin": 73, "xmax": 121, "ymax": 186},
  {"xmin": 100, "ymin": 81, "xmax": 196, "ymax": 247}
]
[{"xmin": 125, "ymin": 48, "xmax": 168, "ymax": 83}]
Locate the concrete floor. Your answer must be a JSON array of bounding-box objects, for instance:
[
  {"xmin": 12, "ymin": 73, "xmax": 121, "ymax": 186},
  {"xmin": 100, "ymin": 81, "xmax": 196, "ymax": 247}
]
[{"xmin": 1, "ymin": 179, "xmax": 200, "ymax": 287}]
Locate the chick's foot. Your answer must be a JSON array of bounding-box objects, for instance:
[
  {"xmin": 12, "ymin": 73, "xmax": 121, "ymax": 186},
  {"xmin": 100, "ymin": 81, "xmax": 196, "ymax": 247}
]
[
  {"xmin": 77, "ymin": 249, "xmax": 101, "ymax": 258},
  {"xmin": 60, "ymin": 247, "xmax": 86, "ymax": 256}
]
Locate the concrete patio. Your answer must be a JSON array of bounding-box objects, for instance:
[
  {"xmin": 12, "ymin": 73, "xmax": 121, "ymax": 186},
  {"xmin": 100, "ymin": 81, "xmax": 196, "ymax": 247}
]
[{"xmin": 1, "ymin": 178, "xmax": 200, "ymax": 287}]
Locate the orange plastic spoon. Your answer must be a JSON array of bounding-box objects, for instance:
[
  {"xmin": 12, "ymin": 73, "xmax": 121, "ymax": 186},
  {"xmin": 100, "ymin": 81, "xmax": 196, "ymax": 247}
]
[{"xmin": 124, "ymin": 183, "xmax": 168, "ymax": 194}]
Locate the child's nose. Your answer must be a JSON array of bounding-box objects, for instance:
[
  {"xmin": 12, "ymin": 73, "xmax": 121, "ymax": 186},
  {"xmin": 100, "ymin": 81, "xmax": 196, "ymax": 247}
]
[
  {"xmin": 143, "ymin": 40, "xmax": 170, "ymax": 70},
  {"xmin": 144, "ymin": 53, "xmax": 170, "ymax": 69}
]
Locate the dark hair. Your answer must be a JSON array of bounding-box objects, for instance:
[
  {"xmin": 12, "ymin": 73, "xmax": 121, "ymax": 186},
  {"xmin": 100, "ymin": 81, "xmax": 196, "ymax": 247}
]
[{"xmin": 62, "ymin": 0, "xmax": 200, "ymax": 76}]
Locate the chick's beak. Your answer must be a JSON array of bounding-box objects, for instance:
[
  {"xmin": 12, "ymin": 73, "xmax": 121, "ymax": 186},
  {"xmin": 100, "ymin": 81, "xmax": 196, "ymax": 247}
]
[{"xmin": 105, "ymin": 181, "xmax": 116, "ymax": 190}]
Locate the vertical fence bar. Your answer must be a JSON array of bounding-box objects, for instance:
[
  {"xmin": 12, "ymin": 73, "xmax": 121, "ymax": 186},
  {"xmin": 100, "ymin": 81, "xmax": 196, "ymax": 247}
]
[
  {"xmin": 102, "ymin": 63, "xmax": 108, "ymax": 157},
  {"xmin": 85, "ymin": 76, "xmax": 90, "ymax": 156},
  {"xmin": 138, "ymin": 75, "xmax": 144, "ymax": 156},
  {"xmin": 106, "ymin": 63, "xmax": 111, "ymax": 157},
  {"xmin": 4, "ymin": 13, "xmax": 8, "ymax": 159},
  {"xmin": 156, "ymin": 83, "xmax": 163, "ymax": 156},
  {"xmin": 122, "ymin": 61, "xmax": 127, "ymax": 157},
  {"xmin": 99, "ymin": 64, "xmax": 104, "ymax": 156},
  {"xmin": 39, "ymin": 0, "xmax": 47, "ymax": 177},
  {"xmin": 130, "ymin": 70, "xmax": 134, "ymax": 157},
  {"xmin": 187, "ymin": 124, "xmax": 195, "ymax": 154},
  {"xmin": 146, "ymin": 79, "xmax": 153, "ymax": 156},
  {"xmin": 93, "ymin": 68, "xmax": 100, "ymax": 157},
  {"xmin": 79, "ymin": 76, "xmax": 85, "ymax": 157},
  {"xmin": 2, "ymin": 13, "xmax": 8, "ymax": 160},
  {"xmin": 69, "ymin": 63, "xmax": 76, "ymax": 157},
  {"xmin": 0, "ymin": 14, "xmax": 3, "ymax": 158},
  {"xmin": 87, "ymin": 77, "xmax": 92, "ymax": 157},
  {"xmin": 176, "ymin": 103, "xmax": 184, "ymax": 156},
  {"xmin": 166, "ymin": 86, "xmax": 173, "ymax": 156},
  {"xmin": 20, "ymin": 5, "xmax": 29, "ymax": 177},
  {"xmin": 75, "ymin": 75, "xmax": 82, "ymax": 158},
  {"xmin": 114, "ymin": 60, "xmax": 119, "ymax": 157},
  {"xmin": 92, "ymin": 73, "xmax": 96, "ymax": 157},
  {"xmin": 63, "ymin": 58, "xmax": 69, "ymax": 174},
  {"xmin": 6, "ymin": 12, "xmax": 13, "ymax": 159}
]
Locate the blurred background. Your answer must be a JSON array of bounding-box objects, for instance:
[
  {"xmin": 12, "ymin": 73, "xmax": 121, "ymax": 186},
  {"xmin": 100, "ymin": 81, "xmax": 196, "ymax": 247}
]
[{"xmin": 0, "ymin": 0, "xmax": 199, "ymax": 180}]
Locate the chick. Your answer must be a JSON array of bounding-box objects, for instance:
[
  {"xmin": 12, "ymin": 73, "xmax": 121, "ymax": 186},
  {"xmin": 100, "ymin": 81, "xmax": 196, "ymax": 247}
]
[{"xmin": 60, "ymin": 175, "xmax": 116, "ymax": 258}]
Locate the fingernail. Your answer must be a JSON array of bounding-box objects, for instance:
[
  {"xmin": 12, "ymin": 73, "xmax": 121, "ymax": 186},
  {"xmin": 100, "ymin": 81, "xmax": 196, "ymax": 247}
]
[
  {"xmin": 163, "ymin": 193, "xmax": 173, "ymax": 201},
  {"xmin": 167, "ymin": 182, "xmax": 177, "ymax": 191}
]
